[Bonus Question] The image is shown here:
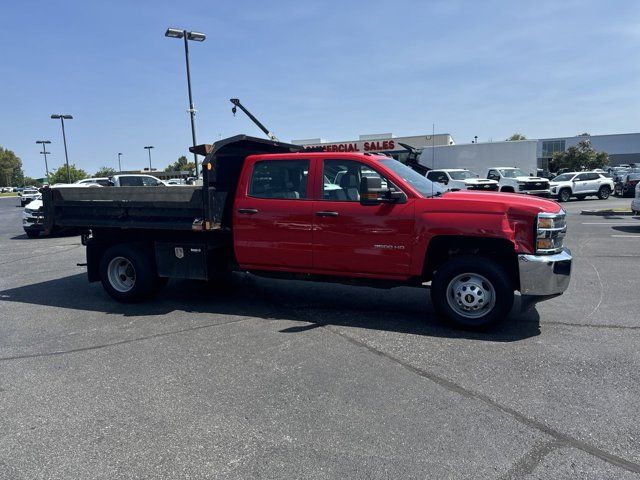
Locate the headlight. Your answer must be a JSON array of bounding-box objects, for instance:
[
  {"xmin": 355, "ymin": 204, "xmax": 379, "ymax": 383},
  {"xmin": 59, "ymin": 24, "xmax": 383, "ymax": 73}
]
[{"xmin": 536, "ymin": 211, "xmax": 566, "ymax": 254}]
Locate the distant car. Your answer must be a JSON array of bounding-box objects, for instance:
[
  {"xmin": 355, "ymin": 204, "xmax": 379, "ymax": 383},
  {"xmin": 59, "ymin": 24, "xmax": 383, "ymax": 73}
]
[
  {"xmin": 615, "ymin": 172, "xmax": 640, "ymax": 198},
  {"xmin": 549, "ymin": 172, "xmax": 614, "ymax": 202},
  {"xmin": 75, "ymin": 177, "xmax": 111, "ymax": 187},
  {"xmin": 109, "ymin": 174, "xmax": 167, "ymax": 187},
  {"xmin": 22, "ymin": 194, "xmax": 44, "ymax": 238},
  {"xmin": 632, "ymin": 182, "xmax": 640, "ymax": 215},
  {"xmin": 20, "ymin": 188, "xmax": 40, "ymax": 206},
  {"xmin": 166, "ymin": 178, "xmax": 186, "ymax": 185},
  {"xmin": 426, "ymin": 169, "xmax": 499, "ymax": 192}
]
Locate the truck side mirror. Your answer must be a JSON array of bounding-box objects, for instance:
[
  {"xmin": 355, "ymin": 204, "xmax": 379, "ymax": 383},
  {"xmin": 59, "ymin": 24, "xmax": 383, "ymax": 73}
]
[
  {"xmin": 360, "ymin": 176, "xmax": 383, "ymax": 205},
  {"xmin": 360, "ymin": 176, "xmax": 405, "ymax": 205}
]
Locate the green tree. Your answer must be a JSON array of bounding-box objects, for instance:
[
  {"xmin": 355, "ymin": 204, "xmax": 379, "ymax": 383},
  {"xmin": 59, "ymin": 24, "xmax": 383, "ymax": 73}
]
[
  {"xmin": 0, "ymin": 146, "xmax": 25, "ymax": 187},
  {"xmin": 23, "ymin": 176, "xmax": 39, "ymax": 186},
  {"xmin": 506, "ymin": 133, "xmax": 527, "ymax": 141},
  {"xmin": 49, "ymin": 164, "xmax": 88, "ymax": 184},
  {"xmin": 551, "ymin": 140, "xmax": 609, "ymax": 171},
  {"xmin": 164, "ymin": 155, "xmax": 195, "ymax": 174},
  {"xmin": 94, "ymin": 166, "xmax": 117, "ymax": 177}
]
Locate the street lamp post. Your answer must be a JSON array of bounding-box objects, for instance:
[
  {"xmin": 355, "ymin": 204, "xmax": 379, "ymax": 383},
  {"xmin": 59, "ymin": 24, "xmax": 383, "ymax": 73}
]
[
  {"xmin": 36, "ymin": 140, "xmax": 52, "ymax": 180},
  {"xmin": 118, "ymin": 152, "xmax": 123, "ymax": 172},
  {"xmin": 51, "ymin": 114, "xmax": 73, "ymax": 183},
  {"xmin": 144, "ymin": 146, "xmax": 154, "ymax": 171},
  {"xmin": 165, "ymin": 27, "xmax": 206, "ymax": 178}
]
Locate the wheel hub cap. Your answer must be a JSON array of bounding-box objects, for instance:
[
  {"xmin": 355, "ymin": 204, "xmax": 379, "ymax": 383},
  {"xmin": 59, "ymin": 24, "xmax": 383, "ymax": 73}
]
[{"xmin": 446, "ymin": 273, "xmax": 496, "ymax": 319}]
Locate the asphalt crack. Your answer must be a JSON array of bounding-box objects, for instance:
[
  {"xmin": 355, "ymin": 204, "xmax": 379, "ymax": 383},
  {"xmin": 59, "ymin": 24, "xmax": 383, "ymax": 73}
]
[
  {"xmin": 0, "ymin": 316, "xmax": 254, "ymax": 362},
  {"xmin": 320, "ymin": 324, "xmax": 640, "ymax": 475}
]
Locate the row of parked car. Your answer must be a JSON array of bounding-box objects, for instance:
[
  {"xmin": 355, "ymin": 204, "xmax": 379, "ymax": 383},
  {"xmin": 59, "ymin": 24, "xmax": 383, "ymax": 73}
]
[{"xmin": 423, "ymin": 166, "xmax": 613, "ymax": 202}]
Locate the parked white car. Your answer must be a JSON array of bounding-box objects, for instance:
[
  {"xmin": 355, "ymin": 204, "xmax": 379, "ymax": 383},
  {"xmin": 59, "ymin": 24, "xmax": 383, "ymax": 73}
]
[
  {"xmin": 486, "ymin": 167, "xmax": 550, "ymax": 196},
  {"xmin": 425, "ymin": 169, "xmax": 499, "ymax": 192},
  {"xmin": 632, "ymin": 182, "xmax": 640, "ymax": 215},
  {"xmin": 549, "ymin": 172, "xmax": 614, "ymax": 202},
  {"xmin": 19, "ymin": 188, "xmax": 40, "ymax": 206},
  {"xmin": 110, "ymin": 174, "xmax": 167, "ymax": 187},
  {"xmin": 75, "ymin": 177, "xmax": 110, "ymax": 186}
]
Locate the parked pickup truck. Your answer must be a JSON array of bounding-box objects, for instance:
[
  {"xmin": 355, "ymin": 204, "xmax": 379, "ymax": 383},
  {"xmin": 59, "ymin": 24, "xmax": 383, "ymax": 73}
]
[
  {"xmin": 42, "ymin": 135, "xmax": 572, "ymax": 330},
  {"xmin": 486, "ymin": 167, "xmax": 550, "ymax": 196},
  {"xmin": 425, "ymin": 169, "xmax": 499, "ymax": 192}
]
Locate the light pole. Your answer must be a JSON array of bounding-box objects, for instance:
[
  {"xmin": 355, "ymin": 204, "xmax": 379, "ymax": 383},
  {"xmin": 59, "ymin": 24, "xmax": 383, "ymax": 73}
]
[
  {"xmin": 51, "ymin": 114, "xmax": 73, "ymax": 183},
  {"xmin": 118, "ymin": 152, "xmax": 123, "ymax": 172},
  {"xmin": 144, "ymin": 146, "xmax": 154, "ymax": 171},
  {"xmin": 36, "ymin": 140, "xmax": 52, "ymax": 180},
  {"xmin": 165, "ymin": 27, "xmax": 206, "ymax": 178}
]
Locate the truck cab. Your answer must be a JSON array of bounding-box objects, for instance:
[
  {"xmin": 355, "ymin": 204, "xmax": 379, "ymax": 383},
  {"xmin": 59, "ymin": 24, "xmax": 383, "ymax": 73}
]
[
  {"xmin": 44, "ymin": 135, "xmax": 572, "ymax": 330},
  {"xmin": 487, "ymin": 167, "xmax": 550, "ymax": 196}
]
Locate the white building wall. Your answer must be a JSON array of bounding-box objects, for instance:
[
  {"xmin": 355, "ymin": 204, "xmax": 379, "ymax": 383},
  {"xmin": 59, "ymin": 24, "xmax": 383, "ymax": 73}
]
[{"xmin": 418, "ymin": 140, "xmax": 539, "ymax": 176}]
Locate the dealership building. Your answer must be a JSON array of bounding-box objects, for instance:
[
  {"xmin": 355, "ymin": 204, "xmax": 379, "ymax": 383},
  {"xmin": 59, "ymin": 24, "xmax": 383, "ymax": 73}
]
[{"xmin": 292, "ymin": 133, "xmax": 455, "ymax": 163}]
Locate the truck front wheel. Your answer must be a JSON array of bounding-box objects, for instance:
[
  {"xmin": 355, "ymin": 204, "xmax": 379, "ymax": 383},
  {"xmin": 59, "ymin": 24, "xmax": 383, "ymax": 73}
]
[
  {"xmin": 430, "ymin": 256, "xmax": 514, "ymax": 330},
  {"xmin": 99, "ymin": 244, "xmax": 158, "ymax": 302}
]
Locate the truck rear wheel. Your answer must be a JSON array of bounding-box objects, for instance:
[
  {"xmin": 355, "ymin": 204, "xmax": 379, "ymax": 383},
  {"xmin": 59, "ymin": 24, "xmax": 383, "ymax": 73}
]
[
  {"xmin": 430, "ymin": 256, "xmax": 514, "ymax": 330},
  {"xmin": 99, "ymin": 244, "xmax": 158, "ymax": 302}
]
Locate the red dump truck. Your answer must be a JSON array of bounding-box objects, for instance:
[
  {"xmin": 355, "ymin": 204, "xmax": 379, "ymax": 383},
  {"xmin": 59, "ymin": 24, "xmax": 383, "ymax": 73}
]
[{"xmin": 42, "ymin": 135, "xmax": 572, "ymax": 329}]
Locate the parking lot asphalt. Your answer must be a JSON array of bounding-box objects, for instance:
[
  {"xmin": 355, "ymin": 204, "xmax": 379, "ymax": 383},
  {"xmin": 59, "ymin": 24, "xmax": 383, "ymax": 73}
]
[{"xmin": 0, "ymin": 194, "xmax": 639, "ymax": 479}]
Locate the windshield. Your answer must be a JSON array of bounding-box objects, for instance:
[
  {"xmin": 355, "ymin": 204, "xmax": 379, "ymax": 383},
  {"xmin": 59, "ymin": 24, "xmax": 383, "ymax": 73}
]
[
  {"xmin": 499, "ymin": 168, "xmax": 526, "ymax": 178},
  {"xmin": 449, "ymin": 170, "xmax": 476, "ymax": 180},
  {"xmin": 379, "ymin": 159, "xmax": 445, "ymax": 198},
  {"xmin": 552, "ymin": 173, "xmax": 576, "ymax": 182}
]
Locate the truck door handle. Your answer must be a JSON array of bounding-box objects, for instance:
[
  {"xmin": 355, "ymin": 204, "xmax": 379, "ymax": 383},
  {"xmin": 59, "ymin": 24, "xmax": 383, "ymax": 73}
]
[
  {"xmin": 237, "ymin": 208, "xmax": 258, "ymax": 215},
  {"xmin": 316, "ymin": 211, "xmax": 339, "ymax": 217}
]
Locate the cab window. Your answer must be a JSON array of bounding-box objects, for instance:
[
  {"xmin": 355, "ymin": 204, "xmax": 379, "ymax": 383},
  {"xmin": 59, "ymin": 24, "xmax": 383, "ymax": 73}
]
[
  {"xmin": 249, "ymin": 160, "xmax": 309, "ymax": 199},
  {"xmin": 119, "ymin": 176, "xmax": 143, "ymax": 186},
  {"xmin": 322, "ymin": 160, "xmax": 389, "ymax": 202}
]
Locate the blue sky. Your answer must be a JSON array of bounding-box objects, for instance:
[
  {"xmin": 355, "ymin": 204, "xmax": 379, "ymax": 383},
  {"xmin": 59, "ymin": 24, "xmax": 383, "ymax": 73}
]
[{"xmin": 1, "ymin": 0, "xmax": 639, "ymax": 178}]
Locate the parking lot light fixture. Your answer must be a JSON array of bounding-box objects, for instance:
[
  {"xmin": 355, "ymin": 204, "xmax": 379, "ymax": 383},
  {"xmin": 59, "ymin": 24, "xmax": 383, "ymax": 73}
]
[
  {"xmin": 165, "ymin": 27, "xmax": 206, "ymax": 178},
  {"xmin": 36, "ymin": 140, "xmax": 52, "ymax": 179},
  {"xmin": 118, "ymin": 153, "xmax": 123, "ymax": 173},
  {"xmin": 144, "ymin": 146, "xmax": 154, "ymax": 171},
  {"xmin": 50, "ymin": 114, "xmax": 73, "ymax": 183}
]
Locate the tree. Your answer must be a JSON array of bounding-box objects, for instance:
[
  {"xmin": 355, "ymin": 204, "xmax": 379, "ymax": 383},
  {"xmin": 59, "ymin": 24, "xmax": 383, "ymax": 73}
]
[
  {"xmin": 49, "ymin": 164, "xmax": 88, "ymax": 184},
  {"xmin": 506, "ymin": 133, "xmax": 527, "ymax": 141},
  {"xmin": 164, "ymin": 155, "xmax": 195, "ymax": 175},
  {"xmin": 94, "ymin": 166, "xmax": 117, "ymax": 178},
  {"xmin": 0, "ymin": 146, "xmax": 25, "ymax": 187},
  {"xmin": 577, "ymin": 132, "xmax": 590, "ymax": 136},
  {"xmin": 551, "ymin": 139, "xmax": 609, "ymax": 171},
  {"xmin": 23, "ymin": 176, "xmax": 39, "ymax": 186}
]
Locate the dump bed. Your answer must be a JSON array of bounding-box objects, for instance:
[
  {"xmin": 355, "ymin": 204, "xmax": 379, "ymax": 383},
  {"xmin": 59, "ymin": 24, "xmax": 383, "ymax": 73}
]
[{"xmin": 43, "ymin": 186, "xmax": 204, "ymax": 231}]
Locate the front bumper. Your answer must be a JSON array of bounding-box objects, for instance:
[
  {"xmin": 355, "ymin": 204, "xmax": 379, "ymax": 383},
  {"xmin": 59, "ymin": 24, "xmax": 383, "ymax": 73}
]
[
  {"xmin": 518, "ymin": 248, "xmax": 572, "ymax": 296},
  {"xmin": 520, "ymin": 189, "xmax": 551, "ymax": 197}
]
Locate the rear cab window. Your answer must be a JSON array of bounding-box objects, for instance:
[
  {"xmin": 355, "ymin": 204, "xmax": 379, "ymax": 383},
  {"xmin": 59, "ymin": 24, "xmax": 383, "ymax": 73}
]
[{"xmin": 249, "ymin": 160, "xmax": 310, "ymax": 200}]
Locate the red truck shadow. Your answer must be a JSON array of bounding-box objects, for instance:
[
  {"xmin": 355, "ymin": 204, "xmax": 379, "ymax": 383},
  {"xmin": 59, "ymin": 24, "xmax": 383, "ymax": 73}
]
[{"xmin": 0, "ymin": 272, "xmax": 540, "ymax": 342}]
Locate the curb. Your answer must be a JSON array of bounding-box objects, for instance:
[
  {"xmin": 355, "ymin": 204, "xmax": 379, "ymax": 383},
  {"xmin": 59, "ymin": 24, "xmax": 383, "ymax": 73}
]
[{"xmin": 580, "ymin": 209, "xmax": 635, "ymax": 216}]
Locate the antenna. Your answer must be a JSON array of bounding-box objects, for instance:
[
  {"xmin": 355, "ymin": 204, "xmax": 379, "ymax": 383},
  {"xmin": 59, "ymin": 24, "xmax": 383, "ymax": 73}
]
[{"xmin": 432, "ymin": 123, "xmax": 435, "ymax": 197}]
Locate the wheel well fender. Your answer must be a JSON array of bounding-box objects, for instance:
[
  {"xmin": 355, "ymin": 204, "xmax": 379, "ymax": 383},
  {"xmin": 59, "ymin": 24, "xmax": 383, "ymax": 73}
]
[{"xmin": 422, "ymin": 236, "xmax": 519, "ymax": 289}]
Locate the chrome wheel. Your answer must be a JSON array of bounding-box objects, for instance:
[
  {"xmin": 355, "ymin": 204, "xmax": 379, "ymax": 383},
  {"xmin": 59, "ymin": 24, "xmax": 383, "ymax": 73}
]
[
  {"xmin": 107, "ymin": 256, "xmax": 136, "ymax": 293},
  {"xmin": 446, "ymin": 273, "xmax": 496, "ymax": 319}
]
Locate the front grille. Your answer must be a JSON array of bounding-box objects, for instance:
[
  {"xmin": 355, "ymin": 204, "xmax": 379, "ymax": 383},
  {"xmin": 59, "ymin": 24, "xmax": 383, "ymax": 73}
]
[
  {"xmin": 467, "ymin": 183, "xmax": 499, "ymax": 191},
  {"xmin": 519, "ymin": 181, "xmax": 549, "ymax": 191}
]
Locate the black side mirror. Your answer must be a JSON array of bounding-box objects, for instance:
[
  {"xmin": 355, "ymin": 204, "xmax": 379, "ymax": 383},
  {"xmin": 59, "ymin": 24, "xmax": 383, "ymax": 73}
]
[{"xmin": 359, "ymin": 176, "xmax": 406, "ymax": 205}]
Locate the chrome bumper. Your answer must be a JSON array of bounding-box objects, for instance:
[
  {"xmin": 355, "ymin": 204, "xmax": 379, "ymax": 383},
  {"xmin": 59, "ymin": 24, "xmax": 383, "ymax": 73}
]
[{"xmin": 518, "ymin": 248, "xmax": 572, "ymax": 296}]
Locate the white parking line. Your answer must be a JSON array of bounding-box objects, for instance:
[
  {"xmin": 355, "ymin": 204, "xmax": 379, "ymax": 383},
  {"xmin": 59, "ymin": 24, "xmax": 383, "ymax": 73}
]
[
  {"xmin": 582, "ymin": 222, "xmax": 639, "ymax": 225},
  {"xmin": 611, "ymin": 235, "xmax": 640, "ymax": 238}
]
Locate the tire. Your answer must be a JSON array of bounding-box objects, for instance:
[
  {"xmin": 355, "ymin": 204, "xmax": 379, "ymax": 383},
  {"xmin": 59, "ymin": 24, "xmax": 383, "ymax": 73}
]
[
  {"xmin": 24, "ymin": 229, "xmax": 39, "ymax": 239},
  {"xmin": 558, "ymin": 188, "xmax": 571, "ymax": 202},
  {"xmin": 597, "ymin": 186, "xmax": 610, "ymax": 200},
  {"xmin": 99, "ymin": 244, "xmax": 158, "ymax": 302},
  {"xmin": 430, "ymin": 255, "xmax": 514, "ymax": 330}
]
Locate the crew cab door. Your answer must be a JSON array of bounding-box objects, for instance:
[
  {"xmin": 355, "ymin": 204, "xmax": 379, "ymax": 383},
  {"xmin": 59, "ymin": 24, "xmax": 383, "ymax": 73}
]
[
  {"xmin": 312, "ymin": 159, "xmax": 414, "ymax": 278},
  {"xmin": 233, "ymin": 158, "xmax": 314, "ymax": 270}
]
